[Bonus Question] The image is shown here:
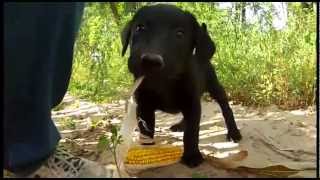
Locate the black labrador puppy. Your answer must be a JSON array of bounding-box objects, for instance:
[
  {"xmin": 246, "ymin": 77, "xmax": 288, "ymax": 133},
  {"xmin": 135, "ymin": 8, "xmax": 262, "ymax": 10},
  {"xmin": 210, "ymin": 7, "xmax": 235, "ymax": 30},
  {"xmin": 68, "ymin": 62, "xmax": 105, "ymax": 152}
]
[{"xmin": 121, "ymin": 4, "xmax": 242, "ymax": 167}]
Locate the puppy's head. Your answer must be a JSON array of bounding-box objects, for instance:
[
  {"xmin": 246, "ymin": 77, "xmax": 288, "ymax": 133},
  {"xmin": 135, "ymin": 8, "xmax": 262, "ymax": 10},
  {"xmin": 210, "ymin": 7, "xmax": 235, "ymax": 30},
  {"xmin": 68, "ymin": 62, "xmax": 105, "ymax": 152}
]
[{"xmin": 121, "ymin": 4, "xmax": 216, "ymax": 79}]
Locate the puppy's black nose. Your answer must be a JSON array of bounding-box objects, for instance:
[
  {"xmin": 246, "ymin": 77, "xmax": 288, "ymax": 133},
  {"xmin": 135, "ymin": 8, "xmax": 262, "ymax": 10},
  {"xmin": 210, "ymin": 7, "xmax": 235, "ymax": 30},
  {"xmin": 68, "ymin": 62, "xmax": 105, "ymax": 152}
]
[{"xmin": 141, "ymin": 53, "xmax": 164, "ymax": 70}]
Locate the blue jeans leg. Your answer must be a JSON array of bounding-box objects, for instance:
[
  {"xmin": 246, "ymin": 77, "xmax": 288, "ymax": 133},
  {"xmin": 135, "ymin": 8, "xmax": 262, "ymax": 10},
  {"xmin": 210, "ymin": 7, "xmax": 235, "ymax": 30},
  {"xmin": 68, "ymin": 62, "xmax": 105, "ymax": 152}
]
[{"xmin": 4, "ymin": 2, "xmax": 84, "ymax": 174}]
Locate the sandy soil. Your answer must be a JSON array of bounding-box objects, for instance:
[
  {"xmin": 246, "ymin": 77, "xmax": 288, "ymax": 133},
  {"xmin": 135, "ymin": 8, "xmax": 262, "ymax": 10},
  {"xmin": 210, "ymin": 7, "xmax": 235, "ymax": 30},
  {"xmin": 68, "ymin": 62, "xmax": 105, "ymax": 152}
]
[{"xmin": 49, "ymin": 94, "xmax": 317, "ymax": 178}]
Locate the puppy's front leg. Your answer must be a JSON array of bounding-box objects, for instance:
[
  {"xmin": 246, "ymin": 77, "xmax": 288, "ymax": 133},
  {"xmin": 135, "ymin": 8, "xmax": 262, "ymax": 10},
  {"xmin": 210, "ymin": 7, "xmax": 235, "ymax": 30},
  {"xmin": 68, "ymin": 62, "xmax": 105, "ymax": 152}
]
[
  {"xmin": 181, "ymin": 98, "xmax": 204, "ymax": 167},
  {"xmin": 136, "ymin": 98, "xmax": 156, "ymax": 145}
]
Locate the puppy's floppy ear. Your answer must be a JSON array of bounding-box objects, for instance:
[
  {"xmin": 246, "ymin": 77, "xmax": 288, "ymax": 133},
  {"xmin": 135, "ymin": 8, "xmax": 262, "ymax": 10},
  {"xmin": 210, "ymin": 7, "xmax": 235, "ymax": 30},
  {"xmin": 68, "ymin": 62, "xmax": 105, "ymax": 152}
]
[
  {"xmin": 196, "ymin": 23, "xmax": 216, "ymax": 60},
  {"xmin": 189, "ymin": 14, "xmax": 216, "ymax": 61},
  {"xmin": 121, "ymin": 20, "xmax": 132, "ymax": 57}
]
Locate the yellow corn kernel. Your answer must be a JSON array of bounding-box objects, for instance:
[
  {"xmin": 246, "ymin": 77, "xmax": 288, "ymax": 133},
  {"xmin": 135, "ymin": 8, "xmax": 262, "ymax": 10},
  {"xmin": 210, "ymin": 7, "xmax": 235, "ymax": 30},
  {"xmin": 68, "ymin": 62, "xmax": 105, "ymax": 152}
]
[{"xmin": 125, "ymin": 146, "xmax": 183, "ymax": 165}]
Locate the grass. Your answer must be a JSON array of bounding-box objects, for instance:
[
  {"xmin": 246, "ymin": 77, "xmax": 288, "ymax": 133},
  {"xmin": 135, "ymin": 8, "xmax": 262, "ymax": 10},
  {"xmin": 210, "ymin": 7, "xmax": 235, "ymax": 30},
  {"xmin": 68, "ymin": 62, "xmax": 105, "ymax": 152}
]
[{"xmin": 60, "ymin": 117, "xmax": 77, "ymax": 130}]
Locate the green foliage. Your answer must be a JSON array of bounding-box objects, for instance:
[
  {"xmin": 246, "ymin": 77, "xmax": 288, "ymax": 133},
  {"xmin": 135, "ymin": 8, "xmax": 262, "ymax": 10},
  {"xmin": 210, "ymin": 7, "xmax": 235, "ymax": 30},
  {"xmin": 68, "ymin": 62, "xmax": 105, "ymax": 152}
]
[
  {"xmin": 97, "ymin": 134, "xmax": 109, "ymax": 153},
  {"xmin": 90, "ymin": 118, "xmax": 104, "ymax": 130},
  {"xmin": 70, "ymin": 3, "xmax": 133, "ymax": 103},
  {"xmin": 97, "ymin": 125, "xmax": 123, "ymax": 152},
  {"xmin": 69, "ymin": 2, "xmax": 316, "ymax": 109},
  {"xmin": 60, "ymin": 117, "xmax": 76, "ymax": 130},
  {"xmin": 97, "ymin": 124, "xmax": 123, "ymax": 177}
]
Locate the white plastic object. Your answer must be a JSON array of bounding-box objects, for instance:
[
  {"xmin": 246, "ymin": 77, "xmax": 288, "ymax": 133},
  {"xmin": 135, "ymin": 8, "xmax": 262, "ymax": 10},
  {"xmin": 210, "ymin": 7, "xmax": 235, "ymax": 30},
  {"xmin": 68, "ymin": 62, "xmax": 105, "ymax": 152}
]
[{"xmin": 116, "ymin": 76, "xmax": 144, "ymax": 176}]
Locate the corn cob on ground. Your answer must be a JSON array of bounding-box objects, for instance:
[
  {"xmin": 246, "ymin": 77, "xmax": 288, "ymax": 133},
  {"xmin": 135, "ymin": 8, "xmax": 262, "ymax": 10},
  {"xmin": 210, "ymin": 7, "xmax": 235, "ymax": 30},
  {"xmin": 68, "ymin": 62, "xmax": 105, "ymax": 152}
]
[{"xmin": 124, "ymin": 145, "xmax": 183, "ymax": 172}]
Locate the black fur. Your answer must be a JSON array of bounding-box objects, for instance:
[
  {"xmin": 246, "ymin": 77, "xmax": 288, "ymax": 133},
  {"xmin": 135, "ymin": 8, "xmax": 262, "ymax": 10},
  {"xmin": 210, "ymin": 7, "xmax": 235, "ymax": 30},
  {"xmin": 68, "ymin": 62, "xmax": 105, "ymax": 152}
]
[{"xmin": 121, "ymin": 4, "xmax": 242, "ymax": 168}]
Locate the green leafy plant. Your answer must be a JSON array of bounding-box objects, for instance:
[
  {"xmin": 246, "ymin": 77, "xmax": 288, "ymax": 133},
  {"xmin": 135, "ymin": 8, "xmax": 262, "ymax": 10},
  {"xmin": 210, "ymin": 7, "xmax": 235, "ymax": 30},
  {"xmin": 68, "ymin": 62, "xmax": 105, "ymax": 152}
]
[{"xmin": 97, "ymin": 125, "xmax": 123, "ymax": 177}]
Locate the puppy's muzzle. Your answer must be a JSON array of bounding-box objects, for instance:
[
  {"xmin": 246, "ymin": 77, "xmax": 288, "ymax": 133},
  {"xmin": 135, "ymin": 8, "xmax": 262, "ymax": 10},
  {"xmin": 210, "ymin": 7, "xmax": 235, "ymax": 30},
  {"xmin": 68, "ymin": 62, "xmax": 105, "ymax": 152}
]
[{"xmin": 141, "ymin": 53, "xmax": 164, "ymax": 72}]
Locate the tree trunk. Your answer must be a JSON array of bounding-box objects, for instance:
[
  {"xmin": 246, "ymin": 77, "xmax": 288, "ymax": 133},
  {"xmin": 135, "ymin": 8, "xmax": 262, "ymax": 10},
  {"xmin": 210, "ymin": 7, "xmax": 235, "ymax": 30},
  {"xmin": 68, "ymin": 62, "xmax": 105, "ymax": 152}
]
[
  {"xmin": 109, "ymin": 2, "xmax": 120, "ymax": 26},
  {"xmin": 125, "ymin": 2, "xmax": 138, "ymax": 13},
  {"xmin": 241, "ymin": 2, "xmax": 246, "ymax": 26},
  {"xmin": 210, "ymin": 2, "xmax": 215, "ymax": 8},
  {"xmin": 234, "ymin": 2, "xmax": 240, "ymax": 23},
  {"xmin": 301, "ymin": 2, "xmax": 313, "ymax": 10}
]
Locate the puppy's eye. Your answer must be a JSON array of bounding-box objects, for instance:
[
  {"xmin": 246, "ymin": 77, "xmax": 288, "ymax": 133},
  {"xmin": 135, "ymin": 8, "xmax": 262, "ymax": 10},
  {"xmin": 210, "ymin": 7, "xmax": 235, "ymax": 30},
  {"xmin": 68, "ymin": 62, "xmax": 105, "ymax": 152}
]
[
  {"xmin": 176, "ymin": 29, "xmax": 185, "ymax": 38},
  {"xmin": 135, "ymin": 24, "xmax": 145, "ymax": 32}
]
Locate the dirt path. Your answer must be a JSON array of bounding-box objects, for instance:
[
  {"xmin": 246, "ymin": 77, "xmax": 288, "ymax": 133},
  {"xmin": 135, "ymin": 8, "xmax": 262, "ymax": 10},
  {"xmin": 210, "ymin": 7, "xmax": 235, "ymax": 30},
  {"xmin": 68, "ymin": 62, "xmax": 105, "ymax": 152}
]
[{"xmin": 51, "ymin": 93, "xmax": 317, "ymax": 178}]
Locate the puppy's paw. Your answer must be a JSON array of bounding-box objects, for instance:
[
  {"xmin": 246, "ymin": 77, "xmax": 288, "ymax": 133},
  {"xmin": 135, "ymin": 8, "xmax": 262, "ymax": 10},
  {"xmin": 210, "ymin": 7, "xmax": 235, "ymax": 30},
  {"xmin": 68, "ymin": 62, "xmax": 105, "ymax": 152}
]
[
  {"xmin": 139, "ymin": 133, "xmax": 155, "ymax": 145},
  {"xmin": 181, "ymin": 151, "xmax": 204, "ymax": 168},
  {"xmin": 169, "ymin": 122, "xmax": 185, "ymax": 132},
  {"xmin": 226, "ymin": 129, "xmax": 242, "ymax": 142}
]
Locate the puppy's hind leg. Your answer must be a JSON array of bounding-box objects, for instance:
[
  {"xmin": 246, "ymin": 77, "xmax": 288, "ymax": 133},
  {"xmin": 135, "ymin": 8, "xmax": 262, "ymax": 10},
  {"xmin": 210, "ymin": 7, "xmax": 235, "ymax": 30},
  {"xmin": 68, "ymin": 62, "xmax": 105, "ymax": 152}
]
[
  {"xmin": 170, "ymin": 118, "xmax": 185, "ymax": 132},
  {"xmin": 206, "ymin": 66, "xmax": 242, "ymax": 142}
]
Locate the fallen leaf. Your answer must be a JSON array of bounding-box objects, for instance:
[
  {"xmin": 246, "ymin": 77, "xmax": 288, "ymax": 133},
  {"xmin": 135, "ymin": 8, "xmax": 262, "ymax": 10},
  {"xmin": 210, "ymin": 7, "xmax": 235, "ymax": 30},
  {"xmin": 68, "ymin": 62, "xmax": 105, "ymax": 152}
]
[
  {"xmin": 273, "ymin": 162, "xmax": 316, "ymax": 171},
  {"xmin": 232, "ymin": 165, "xmax": 300, "ymax": 178},
  {"xmin": 227, "ymin": 150, "xmax": 248, "ymax": 161},
  {"xmin": 206, "ymin": 150, "xmax": 248, "ymax": 169}
]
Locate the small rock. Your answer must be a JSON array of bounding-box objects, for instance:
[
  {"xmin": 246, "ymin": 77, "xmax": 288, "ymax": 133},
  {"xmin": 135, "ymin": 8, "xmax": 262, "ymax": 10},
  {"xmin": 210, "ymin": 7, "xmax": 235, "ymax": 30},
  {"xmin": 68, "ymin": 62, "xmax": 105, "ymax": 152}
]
[
  {"xmin": 119, "ymin": 100, "xmax": 126, "ymax": 105},
  {"xmin": 110, "ymin": 118, "xmax": 121, "ymax": 124},
  {"xmin": 291, "ymin": 128, "xmax": 305, "ymax": 136},
  {"xmin": 267, "ymin": 105, "xmax": 280, "ymax": 112},
  {"xmin": 296, "ymin": 121, "xmax": 307, "ymax": 128}
]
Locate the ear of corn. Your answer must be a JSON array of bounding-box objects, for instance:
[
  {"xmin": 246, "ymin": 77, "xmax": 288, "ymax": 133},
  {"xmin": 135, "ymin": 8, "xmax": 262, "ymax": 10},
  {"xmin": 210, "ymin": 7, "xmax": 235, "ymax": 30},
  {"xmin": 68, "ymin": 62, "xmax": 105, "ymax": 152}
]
[{"xmin": 124, "ymin": 145, "xmax": 183, "ymax": 170}]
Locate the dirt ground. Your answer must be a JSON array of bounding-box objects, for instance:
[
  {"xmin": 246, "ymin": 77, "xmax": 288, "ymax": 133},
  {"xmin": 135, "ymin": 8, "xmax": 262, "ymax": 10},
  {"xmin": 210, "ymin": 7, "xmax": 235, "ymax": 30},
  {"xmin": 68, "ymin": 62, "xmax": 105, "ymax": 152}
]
[{"xmin": 49, "ymin": 93, "xmax": 317, "ymax": 178}]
